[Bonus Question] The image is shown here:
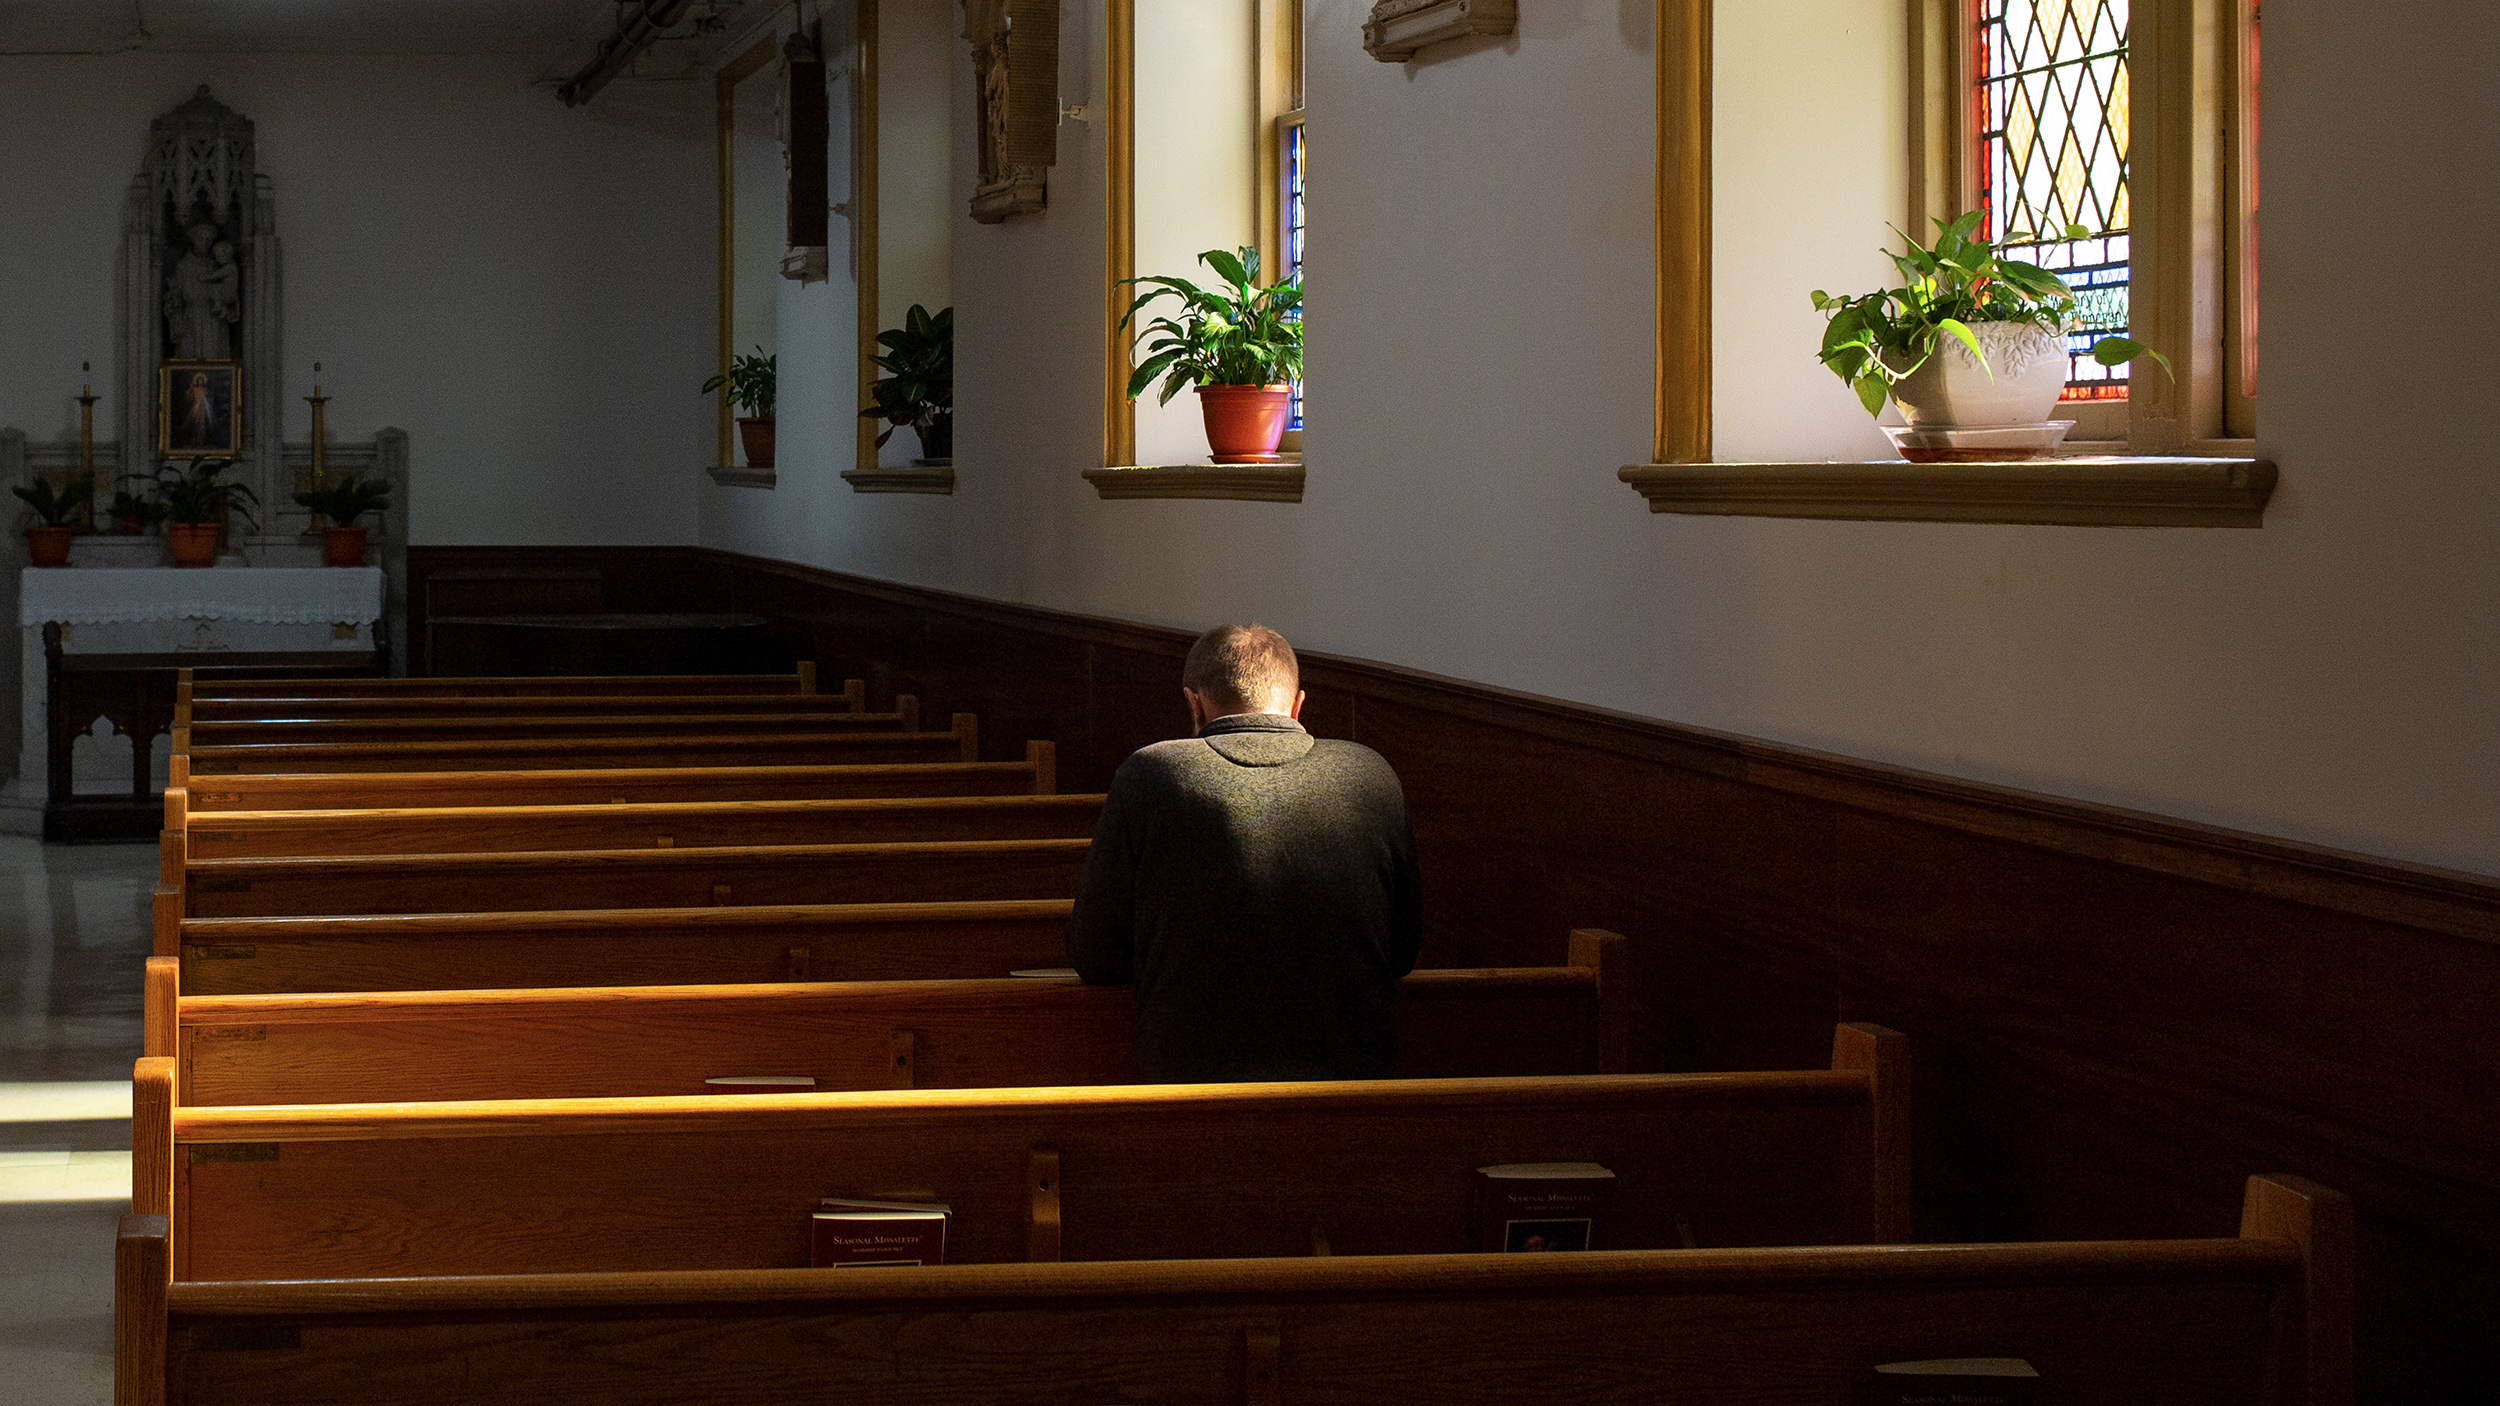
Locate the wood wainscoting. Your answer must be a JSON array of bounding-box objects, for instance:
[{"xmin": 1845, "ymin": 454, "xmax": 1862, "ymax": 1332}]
[{"xmin": 406, "ymin": 545, "xmax": 2498, "ymax": 1404}]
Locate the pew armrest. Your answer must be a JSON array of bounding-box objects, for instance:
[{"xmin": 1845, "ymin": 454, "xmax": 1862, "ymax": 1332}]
[
  {"xmin": 1831, "ymin": 1023, "xmax": 1911, "ymax": 1242},
  {"xmin": 115, "ymin": 1214, "xmax": 169, "ymax": 1406},
  {"xmin": 2241, "ymin": 1174, "xmax": 2355, "ymax": 1406}
]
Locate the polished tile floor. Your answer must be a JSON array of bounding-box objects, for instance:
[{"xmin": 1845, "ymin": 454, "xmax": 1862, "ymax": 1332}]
[{"xmin": 0, "ymin": 836, "xmax": 154, "ymax": 1406}]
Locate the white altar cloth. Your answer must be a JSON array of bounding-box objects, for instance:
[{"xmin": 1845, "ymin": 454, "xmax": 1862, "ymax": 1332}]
[{"xmin": 20, "ymin": 566, "xmax": 383, "ymax": 627}]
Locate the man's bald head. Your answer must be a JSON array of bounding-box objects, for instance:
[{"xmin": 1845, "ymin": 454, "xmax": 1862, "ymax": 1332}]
[{"xmin": 1182, "ymin": 624, "xmax": 1300, "ymax": 716}]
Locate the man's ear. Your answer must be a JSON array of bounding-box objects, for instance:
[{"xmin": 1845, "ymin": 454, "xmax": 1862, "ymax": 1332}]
[
  {"xmin": 1289, "ymin": 689, "xmax": 1306, "ymax": 721},
  {"xmin": 1182, "ymin": 687, "xmax": 1208, "ymax": 731}
]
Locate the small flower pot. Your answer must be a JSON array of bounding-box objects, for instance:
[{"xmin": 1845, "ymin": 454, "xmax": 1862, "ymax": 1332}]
[
  {"xmin": 1884, "ymin": 320, "xmax": 2070, "ymax": 428},
  {"xmin": 321, "ymin": 526, "xmax": 369, "ymax": 567},
  {"xmin": 117, "ymin": 515, "xmax": 144, "ymax": 536},
  {"xmin": 1196, "ymin": 384, "xmax": 1294, "ymax": 463},
  {"xmin": 167, "ymin": 523, "xmax": 220, "ymax": 568},
  {"xmin": 25, "ymin": 526, "xmax": 73, "ymax": 567},
  {"xmin": 737, "ymin": 416, "xmax": 777, "ymax": 469}
]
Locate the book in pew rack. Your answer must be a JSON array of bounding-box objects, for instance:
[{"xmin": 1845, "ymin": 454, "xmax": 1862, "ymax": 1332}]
[
  {"xmin": 811, "ymin": 1199, "xmax": 950, "ymax": 1267},
  {"xmin": 1468, "ymin": 1162, "xmax": 1615, "ymax": 1252},
  {"xmin": 1867, "ymin": 1359, "xmax": 2039, "ymax": 1406}
]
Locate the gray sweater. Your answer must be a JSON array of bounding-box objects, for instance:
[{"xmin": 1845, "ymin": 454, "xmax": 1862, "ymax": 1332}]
[{"xmin": 1065, "ymin": 713, "xmax": 1423, "ymax": 1081}]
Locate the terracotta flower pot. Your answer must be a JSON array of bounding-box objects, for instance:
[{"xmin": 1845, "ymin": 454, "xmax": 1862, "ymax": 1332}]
[
  {"xmin": 25, "ymin": 526, "xmax": 73, "ymax": 567},
  {"xmin": 117, "ymin": 515, "xmax": 144, "ymax": 536},
  {"xmin": 737, "ymin": 416, "xmax": 777, "ymax": 469},
  {"xmin": 322, "ymin": 526, "xmax": 369, "ymax": 567},
  {"xmin": 167, "ymin": 523, "xmax": 219, "ymax": 568},
  {"xmin": 1195, "ymin": 384, "xmax": 1294, "ymax": 463}
]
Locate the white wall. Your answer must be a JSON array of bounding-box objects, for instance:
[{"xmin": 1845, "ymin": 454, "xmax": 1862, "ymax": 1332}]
[
  {"xmin": 694, "ymin": 0, "xmax": 2498, "ymax": 878},
  {"xmin": 0, "ymin": 52, "xmax": 713, "ymax": 545},
  {"xmin": 874, "ymin": 0, "xmax": 961, "ymax": 468}
]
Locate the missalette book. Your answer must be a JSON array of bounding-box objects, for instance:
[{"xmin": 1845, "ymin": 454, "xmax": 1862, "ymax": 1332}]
[
  {"xmin": 811, "ymin": 1198, "xmax": 950, "ymax": 1267},
  {"xmin": 1468, "ymin": 1162, "xmax": 1616, "ymax": 1253},
  {"xmin": 1867, "ymin": 1358, "xmax": 2039, "ymax": 1406}
]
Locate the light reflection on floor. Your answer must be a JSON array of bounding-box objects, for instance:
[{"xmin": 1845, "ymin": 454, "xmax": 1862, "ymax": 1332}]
[{"xmin": 0, "ymin": 836, "xmax": 152, "ymax": 1406}]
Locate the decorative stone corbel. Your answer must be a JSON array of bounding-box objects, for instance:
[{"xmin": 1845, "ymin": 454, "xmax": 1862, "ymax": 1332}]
[
  {"xmin": 1363, "ymin": 0, "xmax": 1517, "ymax": 62},
  {"xmin": 965, "ymin": 0, "xmax": 1059, "ymax": 223}
]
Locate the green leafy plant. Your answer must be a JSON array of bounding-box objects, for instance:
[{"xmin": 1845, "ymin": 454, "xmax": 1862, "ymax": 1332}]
[
  {"xmin": 13, "ymin": 473, "xmax": 93, "ymax": 528},
  {"xmin": 1117, "ymin": 246, "xmax": 1303, "ymax": 405},
  {"xmin": 1810, "ymin": 212, "xmax": 2170, "ymax": 417},
  {"xmin": 859, "ymin": 304, "xmax": 954, "ymax": 446},
  {"xmin": 107, "ymin": 487, "xmax": 166, "ymax": 529},
  {"xmin": 147, "ymin": 457, "xmax": 259, "ymax": 529},
  {"xmin": 293, "ymin": 474, "xmax": 392, "ymax": 529},
  {"xmin": 702, "ymin": 347, "xmax": 777, "ymax": 418}
]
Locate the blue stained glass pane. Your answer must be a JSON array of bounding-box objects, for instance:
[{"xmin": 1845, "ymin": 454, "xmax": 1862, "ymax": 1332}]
[
  {"xmin": 1283, "ymin": 119, "xmax": 1304, "ymax": 431},
  {"xmin": 1976, "ymin": 0, "xmax": 2133, "ymax": 399}
]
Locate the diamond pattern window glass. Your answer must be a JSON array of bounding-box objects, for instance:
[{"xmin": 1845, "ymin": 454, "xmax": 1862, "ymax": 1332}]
[
  {"xmin": 1281, "ymin": 113, "xmax": 1304, "ymax": 432},
  {"xmin": 1976, "ymin": 0, "xmax": 2132, "ymax": 400}
]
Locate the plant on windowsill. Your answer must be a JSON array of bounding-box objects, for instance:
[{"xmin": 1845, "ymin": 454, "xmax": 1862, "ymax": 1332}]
[
  {"xmin": 13, "ymin": 472, "xmax": 93, "ymax": 568},
  {"xmin": 859, "ymin": 304, "xmax": 955, "ymax": 465},
  {"xmin": 1118, "ymin": 245, "xmax": 1303, "ymax": 464},
  {"xmin": 1811, "ymin": 212, "xmax": 2169, "ymax": 461},
  {"xmin": 293, "ymin": 474, "xmax": 391, "ymax": 567},
  {"xmin": 703, "ymin": 348, "xmax": 778, "ymax": 469},
  {"xmin": 147, "ymin": 457, "xmax": 259, "ymax": 568}
]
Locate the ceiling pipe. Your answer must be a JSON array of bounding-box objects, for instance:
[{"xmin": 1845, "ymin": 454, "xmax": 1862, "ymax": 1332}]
[{"xmin": 556, "ymin": 0, "xmax": 698, "ymax": 107}]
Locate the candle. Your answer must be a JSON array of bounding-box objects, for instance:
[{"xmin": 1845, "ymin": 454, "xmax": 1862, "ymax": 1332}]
[{"xmin": 304, "ymin": 362, "xmax": 330, "ymax": 481}]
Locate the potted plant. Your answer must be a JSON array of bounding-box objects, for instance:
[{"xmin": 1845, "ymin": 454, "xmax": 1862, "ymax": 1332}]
[
  {"xmin": 1118, "ymin": 246, "xmax": 1303, "ymax": 463},
  {"xmin": 703, "ymin": 348, "xmax": 777, "ymax": 469},
  {"xmin": 1811, "ymin": 213, "xmax": 2167, "ymax": 458},
  {"xmin": 13, "ymin": 473, "xmax": 93, "ymax": 567},
  {"xmin": 107, "ymin": 488, "xmax": 164, "ymax": 536},
  {"xmin": 859, "ymin": 304, "xmax": 955, "ymax": 464},
  {"xmin": 293, "ymin": 474, "xmax": 392, "ymax": 567},
  {"xmin": 147, "ymin": 457, "xmax": 258, "ymax": 568}
]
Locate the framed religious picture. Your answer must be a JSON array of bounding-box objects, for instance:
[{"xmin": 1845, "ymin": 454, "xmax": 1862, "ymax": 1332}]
[{"xmin": 159, "ymin": 360, "xmax": 243, "ymax": 458}]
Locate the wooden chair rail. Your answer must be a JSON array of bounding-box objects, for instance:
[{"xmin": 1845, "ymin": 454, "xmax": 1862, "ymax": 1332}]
[
  {"xmin": 177, "ymin": 716, "xmax": 980, "ymax": 775},
  {"xmin": 165, "ymin": 898, "xmax": 1080, "ymax": 992},
  {"xmin": 175, "ymin": 704, "xmax": 921, "ymax": 748},
  {"xmin": 174, "ymin": 746, "xmax": 1059, "ymax": 812}
]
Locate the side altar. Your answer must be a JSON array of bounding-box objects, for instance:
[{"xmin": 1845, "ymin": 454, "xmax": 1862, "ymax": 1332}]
[{"xmin": 15, "ymin": 567, "xmax": 385, "ymax": 840}]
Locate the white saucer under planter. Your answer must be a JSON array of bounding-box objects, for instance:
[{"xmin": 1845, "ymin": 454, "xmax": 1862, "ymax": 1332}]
[{"xmin": 1885, "ymin": 320, "xmax": 2069, "ymax": 428}]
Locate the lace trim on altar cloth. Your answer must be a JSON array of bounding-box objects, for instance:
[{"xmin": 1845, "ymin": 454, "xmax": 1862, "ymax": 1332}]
[{"xmin": 19, "ymin": 567, "xmax": 384, "ymax": 628}]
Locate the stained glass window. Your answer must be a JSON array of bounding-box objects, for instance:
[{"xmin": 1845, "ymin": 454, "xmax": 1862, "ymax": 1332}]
[
  {"xmin": 1281, "ymin": 113, "xmax": 1305, "ymax": 431},
  {"xmin": 1975, "ymin": 0, "xmax": 2132, "ymax": 401}
]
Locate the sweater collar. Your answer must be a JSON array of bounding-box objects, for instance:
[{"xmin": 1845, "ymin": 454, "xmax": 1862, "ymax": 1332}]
[{"xmin": 1196, "ymin": 712, "xmax": 1307, "ymax": 739}]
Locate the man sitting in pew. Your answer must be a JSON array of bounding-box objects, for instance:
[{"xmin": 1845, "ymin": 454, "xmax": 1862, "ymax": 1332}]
[{"xmin": 1067, "ymin": 624, "xmax": 1422, "ymax": 1081}]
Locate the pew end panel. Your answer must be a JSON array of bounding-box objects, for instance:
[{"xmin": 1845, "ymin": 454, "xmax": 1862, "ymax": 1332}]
[
  {"xmin": 1830, "ymin": 1021, "xmax": 1912, "ymax": 1243},
  {"xmin": 152, "ymin": 887, "xmax": 182, "ymax": 958},
  {"xmin": 114, "ymin": 1214, "xmax": 168, "ymax": 1406},
  {"xmin": 2242, "ymin": 1173, "xmax": 2357, "ymax": 1406},
  {"xmin": 145, "ymin": 957, "xmax": 178, "ymax": 1060},
  {"xmin": 1028, "ymin": 740, "xmax": 1056, "ymax": 796}
]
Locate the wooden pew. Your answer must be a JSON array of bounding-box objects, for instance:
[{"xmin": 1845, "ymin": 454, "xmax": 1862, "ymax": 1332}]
[
  {"xmin": 150, "ymin": 931, "xmax": 1633, "ymax": 1101},
  {"xmin": 132, "ymin": 1026, "xmax": 1911, "ymax": 1284},
  {"xmin": 180, "ymin": 679, "xmax": 868, "ymax": 720},
  {"xmin": 177, "ymin": 712, "xmax": 980, "ymax": 775},
  {"xmin": 117, "ymin": 1174, "xmax": 2352, "ymax": 1406},
  {"xmin": 169, "ymin": 793, "xmax": 1106, "ymax": 859},
  {"xmin": 181, "ymin": 663, "xmax": 823, "ymax": 700},
  {"xmin": 165, "ymin": 899, "xmax": 1081, "ymax": 992},
  {"xmin": 170, "ymin": 835, "xmax": 1090, "ymax": 918},
  {"xmin": 174, "ymin": 699, "xmax": 921, "ymax": 748},
  {"xmin": 172, "ymin": 745, "xmax": 1059, "ymax": 812}
]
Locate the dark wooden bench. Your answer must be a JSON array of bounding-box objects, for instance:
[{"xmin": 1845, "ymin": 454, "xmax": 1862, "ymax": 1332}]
[
  {"xmin": 170, "ymin": 746, "xmax": 1058, "ymax": 814},
  {"xmin": 182, "ymin": 664, "xmax": 823, "ymax": 700},
  {"xmin": 167, "ymin": 835, "xmax": 1090, "ymax": 919},
  {"xmin": 150, "ymin": 931, "xmax": 1631, "ymax": 1102},
  {"xmin": 119, "ymin": 1174, "xmax": 2350, "ymax": 1406},
  {"xmin": 165, "ymin": 899, "xmax": 1080, "ymax": 992},
  {"xmin": 174, "ymin": 713, "xmax": 980, "ymax": 776},
  {"xmin": 168, "ymin": 793, "xmax": 1106, "ymax": 859},
  {"xmin": 179, "ymin": 678, "xmax": 867, "ymax": 720},
  {"xmin": 173, "ymin": 700, "xmax": 921, "ymax": 749}
]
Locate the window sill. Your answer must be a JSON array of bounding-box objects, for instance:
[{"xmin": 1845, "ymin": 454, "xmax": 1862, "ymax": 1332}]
[
  {"xmin": 706, "ymin": 465, "xmax": 776, "ymax": 490},
  {"xmin": 843, "ymin": 465, "xmax": 956, "ymax": 495},
  {"xmin": 1083, "ymin": 462, "xmax": 1305, "ymax": 503},
  {"xmin": 1616, "ymin": 457, "xmax": 2277, "ymax": 528}
]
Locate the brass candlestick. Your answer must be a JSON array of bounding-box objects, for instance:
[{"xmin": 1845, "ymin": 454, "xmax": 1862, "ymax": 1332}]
[
  {"xmin": 303, "ymin": 365, "xmax": 332, "ymax": 526},
  {"xmin": 76, "ymin": 363, "xmax": 98, "ymax": 531}
]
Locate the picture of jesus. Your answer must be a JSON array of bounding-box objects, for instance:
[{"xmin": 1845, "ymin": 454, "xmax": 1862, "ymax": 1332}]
[{"xmin": 159, "ymin": 360, "xmax": 242, "ymax": 457}]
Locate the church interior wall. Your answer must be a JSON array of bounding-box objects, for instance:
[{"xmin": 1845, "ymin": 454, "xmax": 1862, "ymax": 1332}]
[
  {"xmin": 698, "ymin": 0, "xmax": 2500, "ymax": 880},
  {"xmin": 0, "ymin": 51, "xmax": 714, "ymax": 549}
]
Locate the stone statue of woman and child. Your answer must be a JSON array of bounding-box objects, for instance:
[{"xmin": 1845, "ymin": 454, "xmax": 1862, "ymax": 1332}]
[{"xmin": 162, "ymin": 218, "xmax": 240, "ymax": 361}]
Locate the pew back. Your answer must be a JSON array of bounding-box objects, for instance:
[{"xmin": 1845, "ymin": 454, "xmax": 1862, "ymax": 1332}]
[
  {"xmin": 177, "ymin": 704, "xmax": 919, "ymax": 748},
  {"xmin": 183, "ymin": 666, "xmax": 820, "ymax": 699},
  {"xmin": 169, "ymin": 899, "xmax": 1081, "ymax": 993},
  {"xmin": 178, "ymin": 716, "xmax": 979, "ymax": 774},
  {"xmin": 159, "ymin": 933, "xmax": 1631, "ymax": 1102},
  {"xmin": 181, "ymin": 681, "xmax": 866, "ymax": 720}
]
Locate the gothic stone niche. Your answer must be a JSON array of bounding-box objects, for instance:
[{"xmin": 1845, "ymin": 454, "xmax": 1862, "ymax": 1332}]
[
  {"xmin": 123, "ymin": 86, "xmax": 284, "ymax": 508},
  {"xmin": 965, "ymin": 0, "xmax": 1058, "ymax": 224},
  {"xmin": 1363, "ymin": 0, "xmax": 1517, "ymax": 62}
]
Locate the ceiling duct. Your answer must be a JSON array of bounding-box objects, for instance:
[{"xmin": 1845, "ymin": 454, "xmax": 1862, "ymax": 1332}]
[{"xmin": 557, "ymin": 0, "xmax": 699, "ymax": 107}]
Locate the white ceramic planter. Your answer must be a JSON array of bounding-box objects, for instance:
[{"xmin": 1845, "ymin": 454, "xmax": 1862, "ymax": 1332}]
[{"xmin": 1886, "ymin": 320, "xmax": 2069, "ymax": 428}]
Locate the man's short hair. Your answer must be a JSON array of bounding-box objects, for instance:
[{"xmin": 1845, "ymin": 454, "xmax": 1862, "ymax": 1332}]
[{"xmin": 1183, "ymin": 624, "xmax": 1300, "ymax": 712}]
